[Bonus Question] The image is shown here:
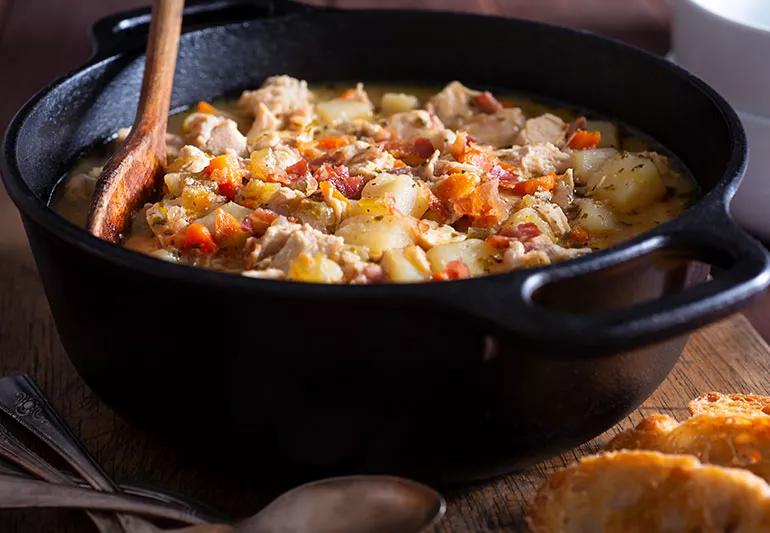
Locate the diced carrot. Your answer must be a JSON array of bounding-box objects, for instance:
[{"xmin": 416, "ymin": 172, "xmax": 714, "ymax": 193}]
[
  {"xmin": 568, "ymin": 130, "xmax": 602, "ymax": 149},
  {"xmin": 433, "ymin": 260, "xmax": 471, "ymax": 281},
  {"xmin": 213, "ymin": 209, "xmax": 247, "ymax": 249},
  {"xmin": 317, "ymin": 136, "xmax": 350, "ymax": 151},
  {"xmin": 436, "ymin": 173, "xmax": 477, "ymax": 201},
  {"xmin": 485, "ymin": 235, "xmax": 513, "ymax": 249},
  {"xmin": 296, "ymin": 141, "xmax": 323, "ymax": 160},
  {"xmin": 180, "ymin": 223, "xmax": 217, "ymax": 255},
  {"xmin": 204, "ymin": 154, "xmax": 241, "ymax": 182},
  {"xmin": 340, "ymin": 88, "xmax": 358, "ymax": 100},
  {"xmin": 392, "ymin": 159, "xmax": 406, "ymax": 169},
  {"xmin": 450, "ymin": 131, "xmax": 469, "ymax": 162},
  {"xmin": 196, "ymin": 101, "xmax": 218, "ymax": 114},
  {"xmin": 319, "ymin": 180, "xmax": 348, "ymax": 203},
  {"xmin": 511, "ymin": 173, "xmax": 556, "ymax": 195},
  {"xmin": 205, "ymin": 154, "xmax": 242, "ymax": 199},
  {"xmin": 566, "ymin": 226, "xmax": 591, "ymax": 245}
]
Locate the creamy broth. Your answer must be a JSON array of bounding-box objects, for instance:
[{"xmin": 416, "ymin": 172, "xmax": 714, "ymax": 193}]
[{"xmin": 53, "ymin": 79, "xmax": 696, "ymax": 283}]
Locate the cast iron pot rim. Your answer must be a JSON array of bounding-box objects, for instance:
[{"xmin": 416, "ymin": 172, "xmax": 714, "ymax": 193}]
[{"xmin": 0, "ymin": 7, "xmax": 755, "ymax": 305}]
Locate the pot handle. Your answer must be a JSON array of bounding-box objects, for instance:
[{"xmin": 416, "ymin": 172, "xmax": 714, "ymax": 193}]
[
  {"xmin": 89, "ymin": 0, "xmax": 316, "ymax": 61},
  {"xmin": 468, "ymin": 210, "xmax": 770, "ymax": 351}
]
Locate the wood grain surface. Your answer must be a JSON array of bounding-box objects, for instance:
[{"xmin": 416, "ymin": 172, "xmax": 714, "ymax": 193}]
[{"xmin": 1, "ymin": 1, "xmax": 770, "ymax": 531}]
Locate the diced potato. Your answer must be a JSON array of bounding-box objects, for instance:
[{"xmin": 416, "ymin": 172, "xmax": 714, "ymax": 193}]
[
  {"xmin": 181, "ymin": 182, "xmax": 224, "ymax": 214},
  {"xmin": 239, "ymin": 179, "xmax": 281, "ymax": 205},
  {"xmin": 361, "ymin": 173, "xmax": 430, "ymax": 217},
  {"xmin": 335, "ymin": 214, "xmax": 418, "ymax": 259},
  {"xmin": 381, "ymin": 245, "xmax": 432, "ymax": 282},
  {"xmin": 380, "ymin": 93, "xmax": 419, "ymax": 115},
  {"xmin": 163, "ymin": 173, "xmax": 186, "ymax": 197},
  {"xmin": 573, "ymin": 198, "xmax": 618, "ymax": 235},
  {"xmin": 345, "ymin": 197, "xmax": 394, "ymax": 219},
  {"xmin": 425, "ymin": 239, "xmax": 496, "ymax": 276},
  {"xmin": 287, "ymin": 253, "xmax": 343, "ymax": 283},
  {"xmin": 585, "ymin": 120, "xmax": 619, "ymax": 148},
  {"xmin": 416, "ymin": 219, "xmax": 466, "ymax": 249},
  {"xmin": 504, "ymin": 207, "xmax": 555, "ymax": 240},
  {"xmin": 291, "ymin": 199, "xmax": 335, "ymax": 231},
  {"xmin": 570, "ymin": 148, "xmax": 618, "ymax": 180},
  {"xmin": 588, "ymin": 153, "xmax": 666, "ymax": 213},
  {"xmin": 193, "ymin": 201, "xmax": 253, "ymax": 231},
  {"xmin": 317, "ymin": 98, "xmax": 373, "ymax": 125},
  {"xmin": 249, "ymin": 148, "xmax": 277, "ymax": 180}
]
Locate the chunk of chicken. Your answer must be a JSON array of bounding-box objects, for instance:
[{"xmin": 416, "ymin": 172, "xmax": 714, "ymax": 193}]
[
  {"xmin": 515, "ymin": 113, "xmax": 567, "ymax": 146},
  {"xmin": 247, "ymin": 216, "xmax": 345, "ymax": 276},
  {"xmin": 463, "ymin": 107, "xmax": 525, "ymax": 148},
  {"xmin": 183, "ymin": 113, "xmax": 247, "ymax": 156},
  {"xmin": 387, "ymin": 110, "xmax": 453, "ymax": 149},
  {"xmin": 496, "ymin": 143, "xmax": 569, "ymax": 178},
  {"xmin": 519, "ymin": 196, "xmax": 572, "ymax": 237},
  {"xmin": 167, "ymin": 145, "xmax": 211, "ymax": 173},
  {"xmin": 239, "ymin": 75, "xmax": 311, "ymax": 117},
  {"xmin": 334, "ymin": 142, "xmax": 397, "ymax": 178},
  {"xmin": 427, "ymin": 81, "xmax": 480, "ymax": 129}
]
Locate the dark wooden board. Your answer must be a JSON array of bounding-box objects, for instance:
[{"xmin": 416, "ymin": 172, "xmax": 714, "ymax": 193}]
[{"xmin": 1, "ymin": 1, "xmax": 770, "ymax": 531}]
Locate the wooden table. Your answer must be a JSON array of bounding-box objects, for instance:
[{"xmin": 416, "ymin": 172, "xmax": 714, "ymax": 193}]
[{"xmin": 1, "ymin": 1, "xmax": 770, "ymax": 531}]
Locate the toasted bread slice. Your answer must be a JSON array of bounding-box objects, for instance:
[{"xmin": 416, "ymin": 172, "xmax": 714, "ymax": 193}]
[
  {"xmin": 689, "ymin": 392, "xmax": 770, "ymax": 417},
  {"xmin": 607, "ymin": 413, "xmax": 770, "ymax": 482},
  {"xmin": 527, "ymin": 450, "xmax": 770, "ymax": 533}
]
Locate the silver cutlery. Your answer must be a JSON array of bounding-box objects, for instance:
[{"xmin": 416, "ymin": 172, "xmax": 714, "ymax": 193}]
[
  {"xmin": 0, "ymin": 376, "xmax": 444, "ymax": 532},
  {"xmin": 0, "ymin": 375, "xmax": 210, "ymax": 531},
  {"xmin": 0, "ymin": 472, "xmax": 444, "ymax": 533}
]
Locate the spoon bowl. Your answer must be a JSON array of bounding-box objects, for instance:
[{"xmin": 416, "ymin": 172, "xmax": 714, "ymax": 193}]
[{"xmin": 237, "ymin": 475, "xmax": 445, "ymax": 533}]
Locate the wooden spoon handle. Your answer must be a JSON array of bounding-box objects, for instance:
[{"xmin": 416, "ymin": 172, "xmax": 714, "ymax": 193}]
[
  {"xmin": 135, "ymin": 0, "xmax": 185, "ymax": 140},
  {"xmin": 87, "ymin": 0, "xmax": 184, "ymax": 242}
]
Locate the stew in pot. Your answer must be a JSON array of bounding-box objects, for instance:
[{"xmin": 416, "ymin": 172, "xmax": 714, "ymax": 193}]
[{"xmin": 54, "ymin": 77, "xmax": 696, "ymax": 283}]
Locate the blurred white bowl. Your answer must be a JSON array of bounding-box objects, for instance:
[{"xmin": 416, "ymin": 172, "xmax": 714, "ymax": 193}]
[
  {"xmin": 731, "ymin": 109, "xmax": 770, "ymax": 243},
  {"xmin": 672, "ymin": 0, "xmax": 770, "ymax": 117}
]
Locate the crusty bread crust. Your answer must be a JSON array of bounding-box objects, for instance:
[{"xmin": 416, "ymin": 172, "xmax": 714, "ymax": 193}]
[
  {"xmin": 689, "ymin": 392, "xmax": 770, "ymax": 418},
  {"xmin": 526, "ymin": 450, "xmax": 770, "ymax": 533}
]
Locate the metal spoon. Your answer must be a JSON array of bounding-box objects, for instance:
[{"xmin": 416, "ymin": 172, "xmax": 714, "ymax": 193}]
[
  {"xmin": 0, "ymin": 473, "xmax": 444, "ymax": 533},
  {"xmin": 234, "ymin": 475, "xmax": 445, "ymax": 533}
]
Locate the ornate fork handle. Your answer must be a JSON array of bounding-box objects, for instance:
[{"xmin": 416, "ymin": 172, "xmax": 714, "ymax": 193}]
[
  {"xmin": 0, "ymin": 393, "xmax": 125, "ymax": 532},
  {"xmin": 0, "ymin": 375, "xmax": 208, "ymax": 531}
]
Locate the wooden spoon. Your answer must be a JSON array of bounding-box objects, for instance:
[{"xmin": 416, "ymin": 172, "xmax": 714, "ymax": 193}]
[{"xmin": 87, "ymin": 0, "xmax": 185, "ymax": 242}]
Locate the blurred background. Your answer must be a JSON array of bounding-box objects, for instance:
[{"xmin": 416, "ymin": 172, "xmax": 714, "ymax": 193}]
[{"xmin": 0, "ymin": 0, "xmax": 767, "ymax": 338}]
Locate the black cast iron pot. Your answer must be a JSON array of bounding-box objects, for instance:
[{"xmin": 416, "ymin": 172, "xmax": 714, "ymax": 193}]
[{"xmin": 3, "ymin": 0, "xmax": 770, "ymax": 482}]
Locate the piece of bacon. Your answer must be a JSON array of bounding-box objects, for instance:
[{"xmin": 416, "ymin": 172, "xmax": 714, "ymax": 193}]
[
  {"xmin": 489, "ymin": 164, "xmax": 516, "ymax": 182},
  {"xmin": 412, "ymin": 137, "xmax": 435, "ymax": 159},
  {"xmin": 433, "ymin": 260, "xmax": 471, "ymax": 281},
  {"xmin": 499, "ymin": 222, "xmax": 541, "ymax": 240},
  {"xmin": 473, "ymin": 91, "xmax": 503, "ymax": 114},
  {"xmin": 241, "ymin": 208, "xmax": 279, "ymax": 236},
  {"xmin": 313, "ymin": 163, "xmax": 365, "ymax": 199}
]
